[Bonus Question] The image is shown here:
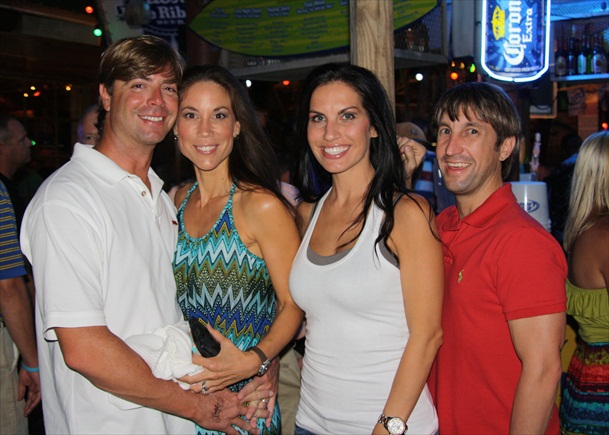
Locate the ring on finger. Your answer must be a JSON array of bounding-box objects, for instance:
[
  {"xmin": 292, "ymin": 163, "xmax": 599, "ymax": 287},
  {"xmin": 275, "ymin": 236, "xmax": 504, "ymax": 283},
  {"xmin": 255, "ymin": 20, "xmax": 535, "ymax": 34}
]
[
  {"xmin": 261, "ymin": 398, "xmax": 268, "ymax": 404},
  {"xmin": 202, "ymin": 385, "xmax": 209, "ymax": 395}
]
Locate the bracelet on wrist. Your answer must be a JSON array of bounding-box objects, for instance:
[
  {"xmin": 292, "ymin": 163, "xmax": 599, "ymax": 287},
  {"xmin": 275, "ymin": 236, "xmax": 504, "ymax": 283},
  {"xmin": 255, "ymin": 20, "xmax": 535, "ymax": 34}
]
[{"xmin": 20, "ymin": 362, "xmax": 39, "ymax": 373}]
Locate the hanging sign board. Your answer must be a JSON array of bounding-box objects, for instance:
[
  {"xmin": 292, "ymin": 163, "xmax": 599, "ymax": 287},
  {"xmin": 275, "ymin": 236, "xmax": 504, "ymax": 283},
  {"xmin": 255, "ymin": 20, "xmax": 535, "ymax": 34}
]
[
  {"xmin": 99, "ymin": 0, "xmax": 186, "ymax": 46},
  {"xmin": 480, "ymin": 0, "xmax": 551, "ymax": 82},
  {"xmin": 189, "ymin": 0, "xmax": 437, "ymax": 57}
]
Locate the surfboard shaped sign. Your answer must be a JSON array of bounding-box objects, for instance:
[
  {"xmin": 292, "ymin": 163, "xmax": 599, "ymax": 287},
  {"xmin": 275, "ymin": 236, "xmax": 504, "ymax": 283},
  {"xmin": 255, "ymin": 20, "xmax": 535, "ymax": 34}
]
[
  {"xmin": 189, "ymin": 0, "xmax": 437, "ymax": 57},
  {"xmin": 480, "ymin": 0, "xmax": 551, "ymax": 82}
]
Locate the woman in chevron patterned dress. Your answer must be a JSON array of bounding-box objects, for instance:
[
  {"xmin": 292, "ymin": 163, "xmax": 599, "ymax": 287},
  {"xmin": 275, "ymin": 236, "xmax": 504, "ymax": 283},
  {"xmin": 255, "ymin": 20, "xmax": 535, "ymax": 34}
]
[{"xmin": 172, "ymin": 65, "xmax": 303, "ymax": 435}]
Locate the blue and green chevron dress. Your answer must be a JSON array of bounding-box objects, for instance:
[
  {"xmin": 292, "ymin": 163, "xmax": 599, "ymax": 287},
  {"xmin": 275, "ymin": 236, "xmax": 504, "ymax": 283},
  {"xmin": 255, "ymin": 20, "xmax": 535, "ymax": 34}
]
[{"xmin": 173, "ymin": 182, "xmax": 280, "ymax": 435}]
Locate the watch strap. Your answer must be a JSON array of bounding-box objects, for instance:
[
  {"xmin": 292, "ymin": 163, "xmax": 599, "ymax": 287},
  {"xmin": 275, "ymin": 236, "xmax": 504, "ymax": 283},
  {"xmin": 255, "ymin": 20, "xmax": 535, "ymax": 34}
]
[{"xmin": 246, "ymin": 346, "xmax": 268, "ymax": 364}]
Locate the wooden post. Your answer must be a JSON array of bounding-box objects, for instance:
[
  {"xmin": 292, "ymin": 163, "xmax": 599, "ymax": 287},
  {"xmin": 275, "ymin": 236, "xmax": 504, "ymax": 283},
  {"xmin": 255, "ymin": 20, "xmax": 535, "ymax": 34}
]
[
  {"xmin": 350, "ymin": 0, "xmax": 395, "ymax": 111},
  {"xmin": 185, "ymin": 2, "xmax": 220, "ymax": 66}
]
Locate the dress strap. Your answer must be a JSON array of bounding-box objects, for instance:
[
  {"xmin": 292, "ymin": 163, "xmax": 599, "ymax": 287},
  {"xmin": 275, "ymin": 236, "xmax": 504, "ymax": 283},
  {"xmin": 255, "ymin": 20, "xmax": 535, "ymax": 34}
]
[
  {"xmin": 214, "ymin": 181, "xmax": 236, "ymax": 224},
  {"xmin": 177, "ymin": 183, "xmax": 198, "ymax": 230}
]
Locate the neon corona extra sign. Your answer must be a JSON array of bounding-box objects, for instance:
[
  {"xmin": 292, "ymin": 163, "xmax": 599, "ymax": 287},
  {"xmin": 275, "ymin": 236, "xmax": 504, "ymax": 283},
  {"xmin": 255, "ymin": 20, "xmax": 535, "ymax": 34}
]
[{"xmin": 481, "ymin": 0, "xmax": 551, "ymax": 82}]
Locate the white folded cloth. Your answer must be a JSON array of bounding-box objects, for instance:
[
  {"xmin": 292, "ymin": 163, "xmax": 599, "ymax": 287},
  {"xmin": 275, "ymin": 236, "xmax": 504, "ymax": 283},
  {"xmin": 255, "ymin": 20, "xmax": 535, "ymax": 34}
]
[{"xmin": 125, "ymin": 320, "xmax": 202, "ymax": 390}]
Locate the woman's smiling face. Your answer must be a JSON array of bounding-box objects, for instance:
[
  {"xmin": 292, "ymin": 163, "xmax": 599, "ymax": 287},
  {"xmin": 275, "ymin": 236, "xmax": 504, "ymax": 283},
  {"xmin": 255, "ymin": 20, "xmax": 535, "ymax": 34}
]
[
  {"xmin": 307, "ymin": 81, "xmax": 377, "ymax": 175},
  {"xmin": 174, "ymin": 80, "xmax": 240, "ymax": 173}
]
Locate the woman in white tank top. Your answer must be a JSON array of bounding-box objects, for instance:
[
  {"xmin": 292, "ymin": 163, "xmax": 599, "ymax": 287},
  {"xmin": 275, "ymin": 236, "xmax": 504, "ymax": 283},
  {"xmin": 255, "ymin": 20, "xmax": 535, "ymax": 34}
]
[{"xmin": 288, "ymin": 63, "xmax": 444, "ymax": 435}]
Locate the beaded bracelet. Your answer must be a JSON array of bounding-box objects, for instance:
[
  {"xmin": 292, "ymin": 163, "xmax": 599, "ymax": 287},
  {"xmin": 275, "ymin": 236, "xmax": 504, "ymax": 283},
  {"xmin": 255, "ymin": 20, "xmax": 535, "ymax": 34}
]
[{"xmin": 20, "ymin": 362, "xmax": 39, "ymax": 373}]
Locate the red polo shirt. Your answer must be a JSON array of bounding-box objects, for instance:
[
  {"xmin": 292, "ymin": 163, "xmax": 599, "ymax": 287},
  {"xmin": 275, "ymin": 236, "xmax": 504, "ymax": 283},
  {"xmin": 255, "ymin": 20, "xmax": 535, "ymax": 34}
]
[{"xmin": 429, "ymin": 184, "xmax": 567, "ymax": 434}]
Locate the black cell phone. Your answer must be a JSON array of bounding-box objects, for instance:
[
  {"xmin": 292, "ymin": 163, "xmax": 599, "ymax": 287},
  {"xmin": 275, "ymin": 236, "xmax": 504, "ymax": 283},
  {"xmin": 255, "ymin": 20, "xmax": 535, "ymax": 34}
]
[{"xmin": 188, "ymin": 317, "xmax": 221, "ymax": 358}]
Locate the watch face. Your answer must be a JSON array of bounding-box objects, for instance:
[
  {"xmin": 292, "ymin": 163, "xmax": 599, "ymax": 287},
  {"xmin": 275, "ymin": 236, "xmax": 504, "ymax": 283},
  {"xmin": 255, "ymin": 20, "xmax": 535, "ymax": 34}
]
[
  {"xmin": 258, "ymin": 360, "xmax": 270, "ymax": 376},
  {"xmin": 387, "ymin": 417, "xmax": 406, "ymax": 435}
]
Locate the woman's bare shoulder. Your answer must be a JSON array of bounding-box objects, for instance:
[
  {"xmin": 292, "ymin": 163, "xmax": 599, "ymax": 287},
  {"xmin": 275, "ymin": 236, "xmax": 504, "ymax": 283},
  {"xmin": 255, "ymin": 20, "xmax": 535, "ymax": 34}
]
[
  {"xmin": 393, "ymin": 192, "xmax": 434, "ymax": 223},
  {"xmin": 577, "ymin": 216, "xmax": 609, "ymax": 255},
  {"xmin": 236, "ymin": 187, "xmax": 293, "ymax": 225},
  {"xmin": 173, "ymin": 181, "xmax": 196, "ymax": 208}
]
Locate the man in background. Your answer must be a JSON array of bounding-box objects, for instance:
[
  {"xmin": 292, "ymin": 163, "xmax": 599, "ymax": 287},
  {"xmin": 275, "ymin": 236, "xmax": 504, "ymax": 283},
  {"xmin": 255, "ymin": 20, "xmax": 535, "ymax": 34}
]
[
  {"xmin": 427, "ymin": 82, "xmax": 567, "ymax": 434},
  {"xmin": 1, "ymin": 115, "xmax": 45, "ymax": 434},
  {"xmin": 77, "ymin": 104, "xmax": 100, "ymax": 146},
  {"xmin": 397, "ymin": 121, "xmax": 454, "ymax": 213},
  {"xmin": 0, "ymin": 181, "xmax": 40, "ymax": 435}
]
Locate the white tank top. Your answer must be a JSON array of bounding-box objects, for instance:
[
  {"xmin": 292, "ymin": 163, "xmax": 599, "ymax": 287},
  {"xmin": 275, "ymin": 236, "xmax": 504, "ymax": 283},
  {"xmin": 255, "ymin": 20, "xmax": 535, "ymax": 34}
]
[{"xmin": 290, "ymin": 189, "xmax": 438, "ymax": 434}]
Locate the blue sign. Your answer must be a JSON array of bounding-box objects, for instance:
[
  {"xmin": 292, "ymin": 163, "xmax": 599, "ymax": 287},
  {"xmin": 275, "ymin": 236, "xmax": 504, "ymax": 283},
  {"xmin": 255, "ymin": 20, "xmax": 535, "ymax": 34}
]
[
  {"xmin": 142, "ymin": 0, "xmax": 186, "ymax": 45},
  {"xmin": 480, "ymin": 0, "xmax": 551, "ymax": 82}
]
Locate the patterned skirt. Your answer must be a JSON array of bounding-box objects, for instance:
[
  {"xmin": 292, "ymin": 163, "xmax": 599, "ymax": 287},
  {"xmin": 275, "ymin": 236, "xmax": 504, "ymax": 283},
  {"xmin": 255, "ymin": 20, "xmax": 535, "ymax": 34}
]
[{"xmin": 559, "ymin": 338, "xmax": 609, "ymax": 435}]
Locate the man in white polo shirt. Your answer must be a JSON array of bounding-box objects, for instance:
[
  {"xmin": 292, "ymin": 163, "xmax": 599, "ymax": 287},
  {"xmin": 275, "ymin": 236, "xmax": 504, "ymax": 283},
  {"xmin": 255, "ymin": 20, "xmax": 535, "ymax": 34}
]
[{"xmin": 21, "ymin": 36, "xmax": 270, "ymax": 435}]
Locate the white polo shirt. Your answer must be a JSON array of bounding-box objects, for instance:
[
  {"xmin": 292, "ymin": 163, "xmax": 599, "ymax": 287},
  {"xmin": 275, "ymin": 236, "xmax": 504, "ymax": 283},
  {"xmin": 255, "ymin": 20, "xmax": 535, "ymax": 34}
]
[{"xmin": 21, "ymin": 143, "xmax": 194, "ymax": 434}]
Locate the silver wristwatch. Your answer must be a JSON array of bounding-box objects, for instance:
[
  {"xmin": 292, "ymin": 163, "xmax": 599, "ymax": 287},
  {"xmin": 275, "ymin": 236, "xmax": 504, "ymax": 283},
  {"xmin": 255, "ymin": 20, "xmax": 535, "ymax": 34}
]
[
  {"xmin": 378, "ymin": 414, "xmax": 407, "ymax": 435},
  {"xmin": 246, "ymin": 346, "xmax": 270, "ymax": 376}
]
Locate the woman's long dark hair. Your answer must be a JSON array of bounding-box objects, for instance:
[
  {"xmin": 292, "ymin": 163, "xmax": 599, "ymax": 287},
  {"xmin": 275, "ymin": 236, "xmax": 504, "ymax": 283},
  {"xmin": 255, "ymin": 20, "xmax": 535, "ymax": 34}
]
[
  {"xmin": 294, "ymin": 63, "xmax": 413, "ymax": 256},
  {"xmin": 179, "ymin": 65, "xmax": 292, "ymax": 211}
]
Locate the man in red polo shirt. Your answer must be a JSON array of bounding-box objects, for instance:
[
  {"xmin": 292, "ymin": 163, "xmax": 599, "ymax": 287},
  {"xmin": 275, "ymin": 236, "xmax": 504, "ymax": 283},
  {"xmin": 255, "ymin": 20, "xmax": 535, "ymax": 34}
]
[{"xmin": 427, "ymin": 82, "xmax": 567, "ymax": 434}]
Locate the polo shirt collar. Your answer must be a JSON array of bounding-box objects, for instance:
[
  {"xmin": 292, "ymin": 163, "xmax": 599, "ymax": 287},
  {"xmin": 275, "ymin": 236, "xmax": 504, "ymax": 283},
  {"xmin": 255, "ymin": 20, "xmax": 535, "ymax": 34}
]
[
  {"xmin": 441, "ymin": 183, "xmax": 516, "ymax": 231},
  {"xmin": 71, "ymin": 142, "xmax": 164, "ymax": 196}
]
